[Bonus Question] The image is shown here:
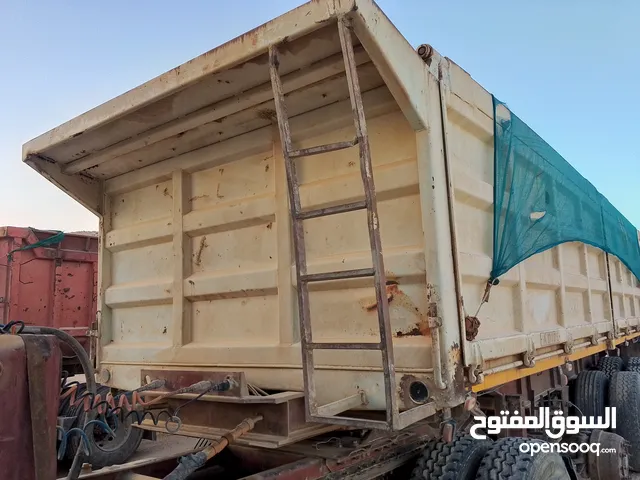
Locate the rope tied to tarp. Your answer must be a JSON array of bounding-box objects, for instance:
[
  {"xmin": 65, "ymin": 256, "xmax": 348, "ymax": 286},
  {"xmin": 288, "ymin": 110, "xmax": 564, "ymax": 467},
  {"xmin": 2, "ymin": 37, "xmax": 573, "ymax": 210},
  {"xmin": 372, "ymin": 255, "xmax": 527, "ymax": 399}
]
[
  {"xmin": 471, "ymin": 277, "xmax": 500, "ymax": 320},
  {"xmin": 7, "ymin": 229, "xmax": 65, "ymax": 261}
]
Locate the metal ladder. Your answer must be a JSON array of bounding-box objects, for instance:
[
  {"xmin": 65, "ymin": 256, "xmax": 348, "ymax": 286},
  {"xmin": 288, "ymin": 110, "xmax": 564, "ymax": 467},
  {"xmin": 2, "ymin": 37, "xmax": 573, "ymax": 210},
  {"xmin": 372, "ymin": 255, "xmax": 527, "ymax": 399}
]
[{"xmin": 269, "ymin": 19, "xmax": 429, "ymax": 431}]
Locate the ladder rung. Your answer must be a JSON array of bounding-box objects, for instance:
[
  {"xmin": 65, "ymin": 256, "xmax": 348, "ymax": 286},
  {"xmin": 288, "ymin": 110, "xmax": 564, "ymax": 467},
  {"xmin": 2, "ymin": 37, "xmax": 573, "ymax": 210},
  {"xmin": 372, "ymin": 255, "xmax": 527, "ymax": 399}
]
[
  {"xmin": 307, "ymin": 342, "xmax": 382, "ymax": 350},
  {"xmin": 296, "ymin": 200, "xmax": 367, "ymax": 220},
  {"xmin": 309, "ymin": 414, "xmax": 391, "ymax": 431},
  {"xmin": 288, "ymin": 138, "xmax": 358, "ymax": 158},
  {"xmin": 301, "ymin": 268, "xmax": 374, "ymax": 283},
  {"xmin": 315, "ymin": 393, "xmax": 364, "ymax": 417}
]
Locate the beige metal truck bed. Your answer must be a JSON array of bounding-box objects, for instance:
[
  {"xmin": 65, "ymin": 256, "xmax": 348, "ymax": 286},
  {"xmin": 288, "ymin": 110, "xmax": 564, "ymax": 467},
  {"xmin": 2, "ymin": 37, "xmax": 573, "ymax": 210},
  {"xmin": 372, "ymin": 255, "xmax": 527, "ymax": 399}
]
[{"xmin": 23, "ymin": 0, "xmax": 640, "ymax": 432}]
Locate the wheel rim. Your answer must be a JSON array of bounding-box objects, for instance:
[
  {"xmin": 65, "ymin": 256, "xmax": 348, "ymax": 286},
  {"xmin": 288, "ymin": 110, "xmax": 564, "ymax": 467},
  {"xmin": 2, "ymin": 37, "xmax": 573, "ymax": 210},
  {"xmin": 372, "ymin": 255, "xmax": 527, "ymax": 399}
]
[{"xmin": 92, "ymin": 415, "xmax": 134, "ymax": 453}]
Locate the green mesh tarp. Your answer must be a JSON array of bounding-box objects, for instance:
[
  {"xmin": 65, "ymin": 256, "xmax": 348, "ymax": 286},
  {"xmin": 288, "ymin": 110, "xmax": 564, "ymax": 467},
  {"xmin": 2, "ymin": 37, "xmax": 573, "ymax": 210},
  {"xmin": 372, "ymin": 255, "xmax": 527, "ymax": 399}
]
[
  {"xmin": 7, "ymin": 230, "xmax": 65, "ymax": 261},
  {"xmin": 491, "ymin": 96, "xmax": 640, "ymax": 282}
]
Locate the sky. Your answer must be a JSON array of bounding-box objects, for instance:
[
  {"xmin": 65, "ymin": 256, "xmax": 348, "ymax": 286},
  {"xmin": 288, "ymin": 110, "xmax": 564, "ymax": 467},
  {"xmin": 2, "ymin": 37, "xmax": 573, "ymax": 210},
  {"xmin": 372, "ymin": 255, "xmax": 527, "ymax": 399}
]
[{"xmin": 0, "ymin": 1, "xmax": 638, "ymax": 232}]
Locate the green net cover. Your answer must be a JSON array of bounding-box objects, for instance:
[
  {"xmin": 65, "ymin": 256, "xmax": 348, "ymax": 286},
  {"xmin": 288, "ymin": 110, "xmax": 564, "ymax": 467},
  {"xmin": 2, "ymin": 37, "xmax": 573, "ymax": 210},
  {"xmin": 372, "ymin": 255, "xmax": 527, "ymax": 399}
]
[
  {"xmin": 491, "ymin": 96, "xmax": 640, "ymax": 282},
  {"xmin": 7, "ymin": 229, "xmax": 65, "ymax": 261}
]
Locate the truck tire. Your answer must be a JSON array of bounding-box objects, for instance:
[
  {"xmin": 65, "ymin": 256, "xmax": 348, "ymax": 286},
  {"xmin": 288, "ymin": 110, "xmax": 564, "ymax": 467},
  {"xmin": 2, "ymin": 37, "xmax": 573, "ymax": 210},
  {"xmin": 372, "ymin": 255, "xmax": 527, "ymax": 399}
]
[
  {"xmin": 410, "ymin": 434, "xmax": 492, "ymax": 480},
  {"xmin": 597, "ymin": 356, "xmax": 624, "ymax": 377},
  {"xmin": 588, "ymin": 430, "xmax": 630, "ymax": 480},
  {"xmin": 609, "ymin": 371, "xmax": 640, "ymax": 471},
  {"xmin": 572, "ymin": 370, "xmax": 608, "ymax": 418},
  {"xmin": 77, "ymin": 410, "xmax": 144, "ymax": 468},
  {"xmin": 475, "ymin": 437, "xmax": 570, "ymax": 480},
  {"xmin": 626, "ymin": 357, "xmax": 640, "ymax": 373},
  {"xmin": 66, "ymin": 385, "xmax": 144, "ymax": 468}
]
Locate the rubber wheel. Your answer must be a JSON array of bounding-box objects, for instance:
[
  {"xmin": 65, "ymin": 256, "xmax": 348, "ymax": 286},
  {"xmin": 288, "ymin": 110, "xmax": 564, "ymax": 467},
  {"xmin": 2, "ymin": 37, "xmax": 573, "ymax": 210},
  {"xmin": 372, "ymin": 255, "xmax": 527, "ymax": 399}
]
[
  {"xmin": 626, "ymin": 357, "xmax": 640, "ymax": 372},
  {"xmin": 475, "ymin": 437, "xmax": 570, "ymax": 480},
  {"xmin": 609, "ymin": 371, "xmax": 640, "ymax": 471},
  {"xmin": 597, "ymin": 356, "xmax": 624, "ymax": 377},
  {"xmin": 572, "ymin": 370, "xmax": 608, "ymax": 418},
  {"xmin": 67, "ymin": 386, "xmax": 144, "ymax": 468},
  {"xmin": 588, "ymin": 430, "xmax": 630, "ymax": 480},
  {"xmin": 410, "ymin": 433, "xmax": 492, "ymax": 479}
]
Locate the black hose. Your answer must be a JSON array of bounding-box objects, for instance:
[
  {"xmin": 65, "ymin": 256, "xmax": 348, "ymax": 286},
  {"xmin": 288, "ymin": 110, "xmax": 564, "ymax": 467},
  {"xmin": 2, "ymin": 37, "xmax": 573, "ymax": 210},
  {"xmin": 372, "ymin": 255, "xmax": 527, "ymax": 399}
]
[{"xmin": 21, "ymin": 326, "xmax": 96, "ymax": 480}]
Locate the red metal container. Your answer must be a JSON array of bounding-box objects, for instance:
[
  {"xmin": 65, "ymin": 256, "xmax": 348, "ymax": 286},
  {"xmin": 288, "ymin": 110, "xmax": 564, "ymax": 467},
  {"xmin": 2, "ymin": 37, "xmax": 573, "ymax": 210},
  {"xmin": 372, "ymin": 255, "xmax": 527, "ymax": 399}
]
[{"xmin": 0, "ymin": 226, "xmax": 98, "ymax": 367}]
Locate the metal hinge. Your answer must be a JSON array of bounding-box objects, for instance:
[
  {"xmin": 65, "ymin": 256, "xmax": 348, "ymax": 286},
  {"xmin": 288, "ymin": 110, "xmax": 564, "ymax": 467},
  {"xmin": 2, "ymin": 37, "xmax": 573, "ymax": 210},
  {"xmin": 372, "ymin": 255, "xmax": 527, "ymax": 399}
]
[
  {"xmin": 87, "ymin": 319, "xmax": 99, "ymax": 337},
  {"xmin": 469, "ymin": 366, "xmax": 484, "ymax": 385},
  {"xmin": 523, "ymin": 337, "xmax": 536, "ymax": 368}
]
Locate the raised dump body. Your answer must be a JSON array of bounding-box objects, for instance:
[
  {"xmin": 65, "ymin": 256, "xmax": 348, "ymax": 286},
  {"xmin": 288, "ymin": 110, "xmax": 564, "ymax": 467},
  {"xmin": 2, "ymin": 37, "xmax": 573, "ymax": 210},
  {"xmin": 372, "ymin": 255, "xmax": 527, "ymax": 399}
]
[{"xmin": 22, "ymin": 0, "xmax": 640, "ymax": 436}]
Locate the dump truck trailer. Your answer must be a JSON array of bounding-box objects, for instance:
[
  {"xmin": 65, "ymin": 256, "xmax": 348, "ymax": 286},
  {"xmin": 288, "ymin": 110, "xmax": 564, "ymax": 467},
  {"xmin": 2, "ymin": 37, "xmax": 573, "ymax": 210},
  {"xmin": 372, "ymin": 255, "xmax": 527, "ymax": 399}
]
[
  {"xmin": 0, "ymin": 226, "xmax": 98, "ymax": 373},
  {"xmin": 13, "ymin": 0, "xmax": 640, "ymax": 478}
]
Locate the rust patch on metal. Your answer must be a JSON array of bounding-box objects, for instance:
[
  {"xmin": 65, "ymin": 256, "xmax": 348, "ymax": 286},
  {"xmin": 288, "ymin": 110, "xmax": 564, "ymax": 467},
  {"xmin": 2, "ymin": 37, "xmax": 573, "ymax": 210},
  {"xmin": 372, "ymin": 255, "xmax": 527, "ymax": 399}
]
[
  {"xmin": 361, "ymin": 280, "xmax": 431, "ymax": 338},
  {"xmin": 257, "ymin": 108, "xmax": 277, "ymax": 121},
  {"xmin": 194, "ymin": 236, "xmax": 208, "ymax": 266},
  {"xmin": 277, "ymin": 34, "xmax": 314, "ymax": 57},
  {"xmin": 448, "ymin": 342, "xmax": 461, "ymax": 364},
  {"xmin": 189, "ymin": 194, "xmax": 210, "ymax": 202},
  {"xmin": 465, "ymin": 315, "xmax": 480, "ymax": 341},
  {"xmin": 363, "ymin": 281, "xmax": 398, "ymax": 311},
  {"xmin": 450, "ymin": 343, "xmax": 467, "ymax": 395},
  {"xmin": 426, "ymin": 283, "xmax": 441, "ymax": 303},
  {"xmin": 396, "ymin": 323, "xmax": 430, "ymax": 338}
]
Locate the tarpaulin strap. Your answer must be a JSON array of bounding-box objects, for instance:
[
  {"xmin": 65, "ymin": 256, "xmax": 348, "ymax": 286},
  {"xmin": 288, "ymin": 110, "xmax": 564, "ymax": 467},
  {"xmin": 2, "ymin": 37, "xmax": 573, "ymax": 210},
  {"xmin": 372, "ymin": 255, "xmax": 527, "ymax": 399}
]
[
  {"xmin": 7, "ymin": 229, "xmax": 65, "ymax": 261},
  {"xmin": 472, "ymin": 278, "xmax": 500, "ymax": 319}
]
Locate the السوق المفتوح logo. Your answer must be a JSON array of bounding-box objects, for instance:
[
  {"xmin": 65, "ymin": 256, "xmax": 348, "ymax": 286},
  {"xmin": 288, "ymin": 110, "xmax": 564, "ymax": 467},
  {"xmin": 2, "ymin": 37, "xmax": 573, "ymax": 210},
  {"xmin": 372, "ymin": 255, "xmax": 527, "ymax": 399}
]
[{"xmin": 470, "ymin": 406, "xmax": 616, "ymax": 440}]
